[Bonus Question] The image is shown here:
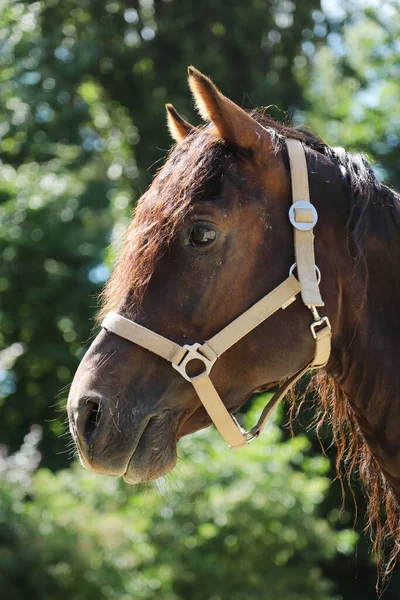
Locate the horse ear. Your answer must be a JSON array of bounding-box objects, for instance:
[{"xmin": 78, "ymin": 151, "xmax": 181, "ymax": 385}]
[
  {"xmin": 166, "ymin": 104, "xmax": 197, "ymax": 143},
  {"xmin": 187, "ymin": 66, "xmax": 273, "ymax": 159}
]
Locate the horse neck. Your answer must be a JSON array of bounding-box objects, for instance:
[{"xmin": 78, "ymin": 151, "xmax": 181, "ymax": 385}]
[{"xmin": 329, "ymin": 198, "xmax": 400, "ymax": 496}]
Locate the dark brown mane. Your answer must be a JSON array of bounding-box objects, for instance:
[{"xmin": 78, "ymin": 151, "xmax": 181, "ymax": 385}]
[
  {"xmin": 100, "ymin": 111, "xmax": 400, "ymax": 583},
  {"xmin": 99, "ymin": 126, "xmax": 233, "ymax": 320},
  {"xmin": 303, "ymin": 373, "xmax": 400, "ymax": 587}
]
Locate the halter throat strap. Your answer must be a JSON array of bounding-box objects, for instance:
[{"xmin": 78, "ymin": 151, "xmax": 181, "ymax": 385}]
[{"xmin": 101, "ymin": 139, "xmax": 332, "ymax": 449}]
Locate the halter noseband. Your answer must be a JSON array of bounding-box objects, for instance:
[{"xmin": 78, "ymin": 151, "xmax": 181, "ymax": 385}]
[{"xmin": 101, "ymin": 139, "xmax": 332, "ymax": 449}]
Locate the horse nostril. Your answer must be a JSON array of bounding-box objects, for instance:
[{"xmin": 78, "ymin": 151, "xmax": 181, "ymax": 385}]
[{"xmin": 84, "ymin": 400, "xmax": 102, "ymax": 441}]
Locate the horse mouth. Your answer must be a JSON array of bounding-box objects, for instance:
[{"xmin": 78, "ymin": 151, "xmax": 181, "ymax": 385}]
[
  {"xmin": 112, "ymin": 381, "xmax": 281, "ymax": 485},
  {"xmin": 123, "ymin": 415, "xmax": 178, "ymax": 484}
]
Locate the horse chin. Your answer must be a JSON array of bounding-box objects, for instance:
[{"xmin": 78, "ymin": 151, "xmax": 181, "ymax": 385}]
[
  {"xmin": 123, "ymin": 416, "xmax": 178, "ymax": 484},
  {"xmin": 123, "ymin": 382, "xmax": 281, "ymax": 484}
]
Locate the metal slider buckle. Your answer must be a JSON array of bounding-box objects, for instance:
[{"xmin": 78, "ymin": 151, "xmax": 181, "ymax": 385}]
[
  {"xmin": 288, "ymin": 200, "xmax": 318, "ymax": 231},
  {"xmin": 172, "ymin": 343, "xmax": 218, "ymax": 382}
]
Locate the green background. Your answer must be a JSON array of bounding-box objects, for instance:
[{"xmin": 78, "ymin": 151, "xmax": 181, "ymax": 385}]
[{"xmin": 1, "ymin": 0, "xmax": 400, "ymax": 597}]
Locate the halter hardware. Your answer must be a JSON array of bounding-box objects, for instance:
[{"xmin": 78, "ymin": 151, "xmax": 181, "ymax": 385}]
[
  {"xmin": 289, "ymin": 262, "xmax": 321, "ymax": 285},
  {"xmin": 289, "ymin": 200, "xmax": 318, "ymax": 231},
  {"xmin": 100, "ymin": 139, "xmax": 332, "ymax": 450},
  {"xmin": 172, "ymin": 342, "xmax": 217, "ymax": 382},
  {"xmin": 309, "ymin": 306, "xmax": 331, "ymax": 341}
]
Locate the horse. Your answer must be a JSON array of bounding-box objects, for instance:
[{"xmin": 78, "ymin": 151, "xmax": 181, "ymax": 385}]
[{"xmin": 68, "ymin": 67, "xmax": 400, "ymax": 572}]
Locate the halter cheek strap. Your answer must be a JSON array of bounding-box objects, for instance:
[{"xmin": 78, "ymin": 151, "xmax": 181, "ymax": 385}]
[{"xmin": 101, "ymin": 139, "xmax": 332, "ymax": 449}]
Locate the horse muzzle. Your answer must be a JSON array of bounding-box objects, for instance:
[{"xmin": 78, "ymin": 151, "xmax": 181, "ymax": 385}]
[{"xmin": 68, "ymin": 375, "xmax": 179, "ymax": 483}]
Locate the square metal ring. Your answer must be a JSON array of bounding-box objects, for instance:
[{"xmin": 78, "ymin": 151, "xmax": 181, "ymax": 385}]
[{"xmin": 172, "ymin": 343, "xmax": 217, "ymax": 382}]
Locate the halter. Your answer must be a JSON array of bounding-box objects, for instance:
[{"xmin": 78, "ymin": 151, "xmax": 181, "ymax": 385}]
[{"xmin": 101, "ymin": 139, "xmax": 332, "ymax": 449}]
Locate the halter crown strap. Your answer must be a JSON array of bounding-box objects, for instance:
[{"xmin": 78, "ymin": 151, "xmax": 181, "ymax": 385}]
[
  {"xmin": 286, "ymin": 139, "xmax": 324, "ymax": 307},
  {"xmin": 101, "ymin": 139, "xmax": 332, "ymax": 449}
]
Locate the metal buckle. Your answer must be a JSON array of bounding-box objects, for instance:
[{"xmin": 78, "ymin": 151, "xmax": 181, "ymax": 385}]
[
  {"xmin": 172, "ymin": 342, "xmax": 217, "ymax": 382},
  {"xmin": 310, "ymin": 316, "xmax": 331, "ymax": 339}
]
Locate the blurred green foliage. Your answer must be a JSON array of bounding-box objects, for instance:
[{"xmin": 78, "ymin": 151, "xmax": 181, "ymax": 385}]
[
  {"xmin": 1, "ymin": 0, "xmax": 400, "ymax": 597},
  {"xmin": 298, "ymin": 1, "xmax": 400, "ymax": 186},
  {"xmin": 0, "ymin": 406, "xmax": 357, "ymax": 600}
]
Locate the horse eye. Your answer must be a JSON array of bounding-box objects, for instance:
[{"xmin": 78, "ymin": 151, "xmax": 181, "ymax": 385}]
[{"xmin": 189, "ymin": 225, "xmax": 216, "ymax": 246}]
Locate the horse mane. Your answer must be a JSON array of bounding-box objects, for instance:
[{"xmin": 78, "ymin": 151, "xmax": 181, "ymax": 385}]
[
  {"xmin": 275, "ymin": 120, "xmax": 400, "ymax": 584},
  {"xmin": 99, "ymin": 112, "xmax": 400, "ymax": 583},
  {"xmin": 99, "ymin": 127, "xmax": 232, "ymax": 320}
]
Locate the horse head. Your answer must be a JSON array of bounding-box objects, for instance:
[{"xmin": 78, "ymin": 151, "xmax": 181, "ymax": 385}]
[{"xmin": 68, "ymin": 67, "xmax": 347, "ymax": 483}]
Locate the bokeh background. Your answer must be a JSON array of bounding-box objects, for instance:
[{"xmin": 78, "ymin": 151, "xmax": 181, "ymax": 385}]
[{"xmin": 1, "ymin": 0, "xmax": 400, "ymax": 598}]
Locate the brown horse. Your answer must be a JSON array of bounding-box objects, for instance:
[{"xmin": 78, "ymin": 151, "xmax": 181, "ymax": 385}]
[{"xmin": 68, "ymin": 67, "xmax": 400, "ymax": 570}]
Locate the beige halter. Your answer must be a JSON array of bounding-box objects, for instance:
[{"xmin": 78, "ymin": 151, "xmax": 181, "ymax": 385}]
[{"xmin": 101, "ymin": 139, "xmax": 332, "ymax": 449}]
